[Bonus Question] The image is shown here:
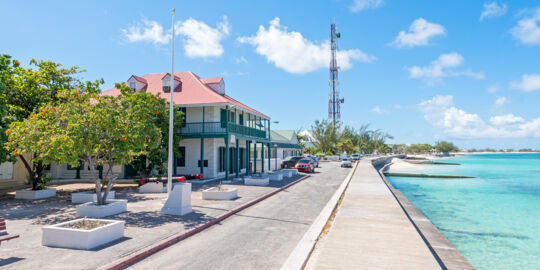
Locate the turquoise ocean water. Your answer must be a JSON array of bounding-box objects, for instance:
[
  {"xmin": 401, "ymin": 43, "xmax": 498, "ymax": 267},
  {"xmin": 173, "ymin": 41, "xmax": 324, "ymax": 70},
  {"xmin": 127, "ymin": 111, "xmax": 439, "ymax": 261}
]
[{"xmin": 386, "ymin": 153, "xmax": 540, "ymax": 270}]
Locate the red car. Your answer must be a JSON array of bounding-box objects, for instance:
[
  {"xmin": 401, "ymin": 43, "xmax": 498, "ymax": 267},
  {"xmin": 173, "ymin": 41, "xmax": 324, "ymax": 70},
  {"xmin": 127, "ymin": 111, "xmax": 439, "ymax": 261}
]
[{"xmin": 295, "ymin": 158, "xmax": 315, "ymax": 173}]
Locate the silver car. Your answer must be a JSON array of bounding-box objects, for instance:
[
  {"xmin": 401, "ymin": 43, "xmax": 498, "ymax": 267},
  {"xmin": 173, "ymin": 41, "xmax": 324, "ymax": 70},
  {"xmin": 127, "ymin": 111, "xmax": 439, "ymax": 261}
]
[{"xmin": 341, "ymin": 158, "xmax": 352, "ymax": 168}]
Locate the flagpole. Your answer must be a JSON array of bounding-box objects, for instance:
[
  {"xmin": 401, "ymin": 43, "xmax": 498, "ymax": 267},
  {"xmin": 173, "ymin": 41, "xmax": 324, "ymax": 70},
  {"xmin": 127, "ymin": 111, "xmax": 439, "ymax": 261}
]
[{"xmin": 167, "ymin": 8, "xmax": 175, "ymax": 195}]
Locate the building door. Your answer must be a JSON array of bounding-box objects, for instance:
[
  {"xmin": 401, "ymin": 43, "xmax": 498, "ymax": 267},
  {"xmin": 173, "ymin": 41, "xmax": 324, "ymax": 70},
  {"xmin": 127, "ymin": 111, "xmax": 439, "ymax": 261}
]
[{"xmin": 229, "ymin": 148, "xmax": 235, "ymax": 174}]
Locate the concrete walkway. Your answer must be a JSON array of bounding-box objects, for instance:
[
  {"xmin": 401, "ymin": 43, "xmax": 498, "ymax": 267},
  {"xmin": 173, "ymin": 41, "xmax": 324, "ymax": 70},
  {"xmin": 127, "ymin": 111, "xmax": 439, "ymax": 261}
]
[{"xmin": 305, "ymin": 159, "xmax": 441, "ymax": 270}]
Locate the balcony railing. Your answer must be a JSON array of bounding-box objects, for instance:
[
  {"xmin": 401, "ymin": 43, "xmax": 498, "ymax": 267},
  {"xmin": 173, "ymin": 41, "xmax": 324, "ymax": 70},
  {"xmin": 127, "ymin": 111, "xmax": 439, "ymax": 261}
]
[{"xmin": 178, "ymin": 121, "xmax": 268, "ymax": 139}]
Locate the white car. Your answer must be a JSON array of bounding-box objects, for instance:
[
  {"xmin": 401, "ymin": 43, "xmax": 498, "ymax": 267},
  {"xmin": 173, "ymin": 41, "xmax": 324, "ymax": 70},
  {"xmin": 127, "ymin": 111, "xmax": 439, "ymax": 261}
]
[{"xmin": 341, "ymin": 158, "xmax": 352, "ymax": 168}]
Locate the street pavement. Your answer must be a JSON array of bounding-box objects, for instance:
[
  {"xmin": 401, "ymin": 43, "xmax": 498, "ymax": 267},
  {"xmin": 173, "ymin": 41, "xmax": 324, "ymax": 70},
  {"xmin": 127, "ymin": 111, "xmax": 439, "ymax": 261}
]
[{"xmin": 130, "ymin": 161, "xmax": 351, "ymax": 270}]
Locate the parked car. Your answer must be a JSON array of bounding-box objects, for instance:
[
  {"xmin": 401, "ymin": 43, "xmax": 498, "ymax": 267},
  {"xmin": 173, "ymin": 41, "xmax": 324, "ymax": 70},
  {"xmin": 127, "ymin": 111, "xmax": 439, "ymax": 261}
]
[
  {"xmin": 308, "ymin": 156, "xmax": 319, "ymax": 167},
  {"xmin": 295, "ymin": 158, "xmax": 316, "ymax": 173},
  {"xmin": 351, "ymin": 154, "xmax": 362, "ymax": 161},
  {"xmin": 341, "ymin": 158, "xmax": 352, "ymax": 168},
  {"xmin": 281, "ymin": 156, "xmax": 304, "ymax": 169}
]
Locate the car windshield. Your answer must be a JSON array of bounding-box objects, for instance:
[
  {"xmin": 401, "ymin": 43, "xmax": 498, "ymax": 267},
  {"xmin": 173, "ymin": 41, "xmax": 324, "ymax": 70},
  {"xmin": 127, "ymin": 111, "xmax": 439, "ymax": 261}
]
[
  {"xmin": 298, "ymin": 159, "xmax": 310, "ymax": 164},
  {"xmin": 342, "ymin": 159, "xmax": 350, "ymax": 161}
]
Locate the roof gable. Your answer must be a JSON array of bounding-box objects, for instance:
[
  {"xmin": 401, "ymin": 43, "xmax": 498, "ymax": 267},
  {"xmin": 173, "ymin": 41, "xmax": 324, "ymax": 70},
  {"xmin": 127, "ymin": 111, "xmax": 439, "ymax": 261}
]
[{"xmin": 101, "ymin": 71, "xmax": 268, "ymax": 119}]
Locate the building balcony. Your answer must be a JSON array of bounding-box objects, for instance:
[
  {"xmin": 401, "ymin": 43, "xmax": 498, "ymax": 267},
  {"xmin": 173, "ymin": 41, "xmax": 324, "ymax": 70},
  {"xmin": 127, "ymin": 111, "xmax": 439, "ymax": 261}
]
[{"xmin": 178, "ymin": 121, "xmax": 268, "ymax": 140}]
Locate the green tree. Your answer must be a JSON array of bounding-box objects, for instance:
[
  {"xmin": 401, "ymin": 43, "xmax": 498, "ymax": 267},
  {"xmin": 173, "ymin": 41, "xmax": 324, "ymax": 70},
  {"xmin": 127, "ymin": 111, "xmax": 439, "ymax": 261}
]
[
  {"xmin": 311, "ymin": 120, "xmax": 340, "ymax": 154},
  {"xmin": 434, "ymin": 141, "xmax": 459, "ymax": 153},
  {"xmin": 3, "ymin": 58, "xmax": 87, "ymax": 189},
  {"xmin": 8, "ymin": 85, "xmax": 166, "ymax": 204},
  {"xmin": 119, "ymin": 83, "xmax": 184, "ymax": 178},
  {"xmin": 0, "ymin": 55, "xmax": 18, "ymax": 165}
]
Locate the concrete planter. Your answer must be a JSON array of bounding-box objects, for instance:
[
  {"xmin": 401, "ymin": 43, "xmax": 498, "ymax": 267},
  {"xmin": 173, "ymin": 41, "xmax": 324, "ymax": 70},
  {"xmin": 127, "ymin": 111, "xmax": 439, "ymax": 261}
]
[
  {"xmin": 71, "ymin": 191, "xmax": 116, "ymax": 204},
  {"xmin": 162, "ymin": 183, "xmax": 192, "ymax": 216},
  {"xmin": 202, "ymin": 187, "xmax": 238, "ymax": 200},
  {"xmin": 244, "ymin": 177, "xmax": 270, "ymax": 186},
  {"xmin": 282, "ymin": 169, "xmax": 298, "ymax": 176},
  {"xmin": 269, "ymin": 173, "xmax": 283, "ymax": 181},
  {"xmin": 280, "ymin": 170, "xmax": 293, "ymax": 178},
  {"xmin": 42, "ymin": 218, "xmax": 125, "ymax": 250},
  {"xmin": 15, "ymin": 188, "xmax": 56, "ymax": 200},
  {"xmin": 139, "ymin": 182, "xmax": 164, "ymax": 193},
  {"xmin": 76, "ymin": 199, "xmax": 127, "ymax": 218}
]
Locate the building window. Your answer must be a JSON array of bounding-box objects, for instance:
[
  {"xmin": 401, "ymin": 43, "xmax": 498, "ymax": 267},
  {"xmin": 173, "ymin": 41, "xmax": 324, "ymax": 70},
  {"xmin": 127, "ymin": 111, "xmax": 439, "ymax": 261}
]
[
  {"xmin": 198, "ymin": 160, "xmax": 208, "ymax": 167},
  {"xmin": 176, "ymin": 147, "xmax": 186, "ymax": 167},
  {"xmin": 129, "ymin": 81, "xmax": 136, "ymax": 90},
  {"xmin": 239, "ymin": 114, "xmax": 244, "ymax": 125}
]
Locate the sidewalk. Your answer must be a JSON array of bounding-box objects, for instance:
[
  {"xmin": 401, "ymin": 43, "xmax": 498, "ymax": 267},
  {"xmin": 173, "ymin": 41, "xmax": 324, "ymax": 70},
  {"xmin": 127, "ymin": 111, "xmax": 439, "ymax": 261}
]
[
  {"xmin": 0, "ymin": 175, "xmax": 303, "ymax": 270},
  {"xmin": 305, "ymin": 159, "xmax": 441, "ymax": 269}
]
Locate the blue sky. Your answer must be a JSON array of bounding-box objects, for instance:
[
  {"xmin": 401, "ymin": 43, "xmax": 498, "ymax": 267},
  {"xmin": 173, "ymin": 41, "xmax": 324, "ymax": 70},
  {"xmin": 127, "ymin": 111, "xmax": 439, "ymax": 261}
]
[{"xmin": 2, "ymin": 0, "xmax": 540, "ymax": 149}]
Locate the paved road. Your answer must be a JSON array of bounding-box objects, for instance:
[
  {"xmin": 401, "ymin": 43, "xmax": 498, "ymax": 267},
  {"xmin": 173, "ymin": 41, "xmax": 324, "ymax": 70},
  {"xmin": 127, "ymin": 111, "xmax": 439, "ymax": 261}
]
[{"xmin": 131, "ymin": 162, "xmax": 350, "ymax": 270}]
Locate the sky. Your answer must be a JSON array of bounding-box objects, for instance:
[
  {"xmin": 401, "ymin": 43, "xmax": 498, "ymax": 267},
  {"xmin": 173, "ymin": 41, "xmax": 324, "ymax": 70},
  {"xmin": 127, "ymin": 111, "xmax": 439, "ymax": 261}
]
[{"xmin": 2, "ymin": 0, "xmax": 540, "ymax": 149}]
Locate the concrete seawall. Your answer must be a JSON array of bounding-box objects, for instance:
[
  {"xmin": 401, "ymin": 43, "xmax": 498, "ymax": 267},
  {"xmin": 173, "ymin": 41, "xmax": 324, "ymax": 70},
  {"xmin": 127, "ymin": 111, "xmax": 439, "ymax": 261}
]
[{"xmin": 377, "ymin": 158, "xmax": 474, "ymax": 269}]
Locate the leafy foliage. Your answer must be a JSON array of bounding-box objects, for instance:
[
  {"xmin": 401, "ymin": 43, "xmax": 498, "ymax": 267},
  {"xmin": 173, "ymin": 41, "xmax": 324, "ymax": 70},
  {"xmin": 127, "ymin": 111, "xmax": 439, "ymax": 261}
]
[
  {"xmin": 310, "ymin": 120, "xmax": 393, "ymax": 155},
  {"xmin": 117, "ymin": 83, "xmax": 184, "ymax": 178},
  {"xmin": 2, "ymin": 57, "xmax": 87, "ymax": 189},
  {"xmin": 7, "ymin": 83, "xmax": 167, "ymax": 204},
  {"xmin": 434, "ymin": 141, "xmax": 460, "ymax": 153}
]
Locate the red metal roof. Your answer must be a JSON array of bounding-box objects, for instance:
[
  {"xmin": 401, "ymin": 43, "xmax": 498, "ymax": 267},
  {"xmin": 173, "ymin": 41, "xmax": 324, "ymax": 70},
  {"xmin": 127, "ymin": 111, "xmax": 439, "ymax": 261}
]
[
  {"xmin": 102, "ymin": 72, "xmax": 269, "ymax": 119},
  {"xmin": 200, "ymin": 77, "xmax": 222, "ymax": 84},
  {"xmin": 129, "ymin": 75, "xmax": 148, "ymax": 84}
]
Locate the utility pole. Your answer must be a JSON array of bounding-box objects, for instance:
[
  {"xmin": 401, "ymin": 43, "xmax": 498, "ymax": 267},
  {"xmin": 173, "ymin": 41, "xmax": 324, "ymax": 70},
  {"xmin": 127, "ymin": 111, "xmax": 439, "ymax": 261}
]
[{"xmin": 167, "ymin": 8, "xmax": 175, "ymax": 195}]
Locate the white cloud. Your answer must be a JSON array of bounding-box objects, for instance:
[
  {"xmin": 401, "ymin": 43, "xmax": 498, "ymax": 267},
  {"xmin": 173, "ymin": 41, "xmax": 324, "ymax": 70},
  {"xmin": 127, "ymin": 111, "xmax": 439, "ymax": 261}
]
[
  {"xmin": 121, "ymin": 19, "xmax": 170, "ymax": 45},
  {"xmin": 350, "ymin": 0, "xmax": 384, "ymax": 12},
  {"xmin": 480, "ymin": 2, "xmax": 507, "ymax": 21},
  {"xmin": 490, "ymin": 114, "xmax": 524, "ymax": 126},
  {"xmin": 407, "ymin": 52, "xmax": 485, "ymax": 85},
  {"xmin": 487, "ymin": 84, "xmax": 501, "ymax": 93},
  {"xmin": 235, "ymin": 56, "xmax": 248, "ymax": 64},
  {"xmin": 391, "ymin": 18, "xmax": 446, "ymax": 48},
  {"xmin": 372, "ymin": 106, "xmax": 388, "ymax": 114},
  {"xmin": 238, "ymin": 17, "xmax": 374, "ymax": 74},
  {"xmin": 511, "ymin": 8, "xmax": 540, "ymax": 45},
  {"xmin": 494, "ymin": 96, "xmax": 507, "ymax": 106},
  {"xmin": 419, "ymin": 95, "xmax": 540, "ymax": 138},
  {"xmin": 176, "ymin": 16, "xmax": 230, "ymax": 58},
  {"xmin": 509, "ymin": 73, "xmax": 540, "ymax": 92},
  {"xmin": 121, "ymin": 17, "xmax": 230, "ymax": 58}
]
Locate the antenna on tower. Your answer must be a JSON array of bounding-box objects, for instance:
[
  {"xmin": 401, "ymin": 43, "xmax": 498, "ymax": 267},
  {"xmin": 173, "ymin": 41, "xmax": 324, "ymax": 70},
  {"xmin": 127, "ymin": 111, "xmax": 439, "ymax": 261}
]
[{"xmin": 328, "ymin": 23, "xmax": 342, "ymax": 126}]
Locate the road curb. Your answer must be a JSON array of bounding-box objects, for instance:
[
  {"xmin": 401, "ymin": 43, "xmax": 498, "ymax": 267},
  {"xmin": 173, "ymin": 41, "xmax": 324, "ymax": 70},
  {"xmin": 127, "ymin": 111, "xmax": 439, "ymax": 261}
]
[
  {"xmin": 99, "ymin": 174, "xmax": 311, "ymax": 270},
  {"xmin": 280, "ymin": 162, "xmax": 359, "ymax": 270}
]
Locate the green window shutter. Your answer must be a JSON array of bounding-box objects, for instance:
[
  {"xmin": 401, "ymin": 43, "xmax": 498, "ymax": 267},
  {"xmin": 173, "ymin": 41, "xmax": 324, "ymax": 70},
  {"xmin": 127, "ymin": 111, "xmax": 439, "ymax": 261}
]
[{"xmin": 220, "ymin": 109, "xmax": 226, "ymax": 128}]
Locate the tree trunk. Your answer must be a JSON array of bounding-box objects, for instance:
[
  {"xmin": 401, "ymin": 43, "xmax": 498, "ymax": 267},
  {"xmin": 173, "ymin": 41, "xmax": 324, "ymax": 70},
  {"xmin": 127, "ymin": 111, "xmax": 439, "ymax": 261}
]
[
  {"xmin": 18, "ymin": 154, "xmax": 38, "ymax": 190},
  {"xmin": 101, "ymin": 156, "xmax": 117, "ymax": 204},
  {"xmin": 87, "ymin": 158, "xmax": 103, "ymax": 205}
]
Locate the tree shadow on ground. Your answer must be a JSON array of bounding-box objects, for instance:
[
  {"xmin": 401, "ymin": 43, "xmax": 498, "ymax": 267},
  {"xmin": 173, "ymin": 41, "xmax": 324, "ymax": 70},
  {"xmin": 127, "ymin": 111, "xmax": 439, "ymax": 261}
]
[
  {"xmin": 120, "ymin": 210, "xmax": 215, "ymax": 229},
  {"xmin": 0, "ymin": 257, "xmax": 25, "ymax": 267}
]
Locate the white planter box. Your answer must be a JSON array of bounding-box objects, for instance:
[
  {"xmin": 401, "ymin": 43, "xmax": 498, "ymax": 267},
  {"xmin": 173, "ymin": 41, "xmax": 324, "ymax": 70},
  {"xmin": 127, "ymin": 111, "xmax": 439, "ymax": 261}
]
[
  {"xmin": 280, "ymin": 170, "xmax": 293, "ymax": 178},
  {"xmin": 42, "ymin": 218, "xmax": 125, "ymax": 250},
  {"xmin": 202, "ymin": 187, "xmax": 238, "ymax": 200},
  {"xmin": 162, "ymin": 183, "xmax": 192, "ymax": 216},
  {"xmin": 139, "ymin": 182, "xmax": 164, "ymax": 193},
  {"xmin": 76, "ymin": 199, "xmax": 127, "ymax": 218},
  {"xmin": 71, "ymin": 191, "xmax": 116, "ymax": 204},
  {"xmin": 244, "ymin": 177, "xmax": 270, "ymax": 186},
  {"xmin": 269, "ymin": 173, "xmax": 283, "ymax": 181},
  {"xmin": 282, "ymin": 169, "xmax": 298, "ymax": 176},
  {"xmin": 15, "ymin": 188, "xmax": 56, "ymax": 200}
]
